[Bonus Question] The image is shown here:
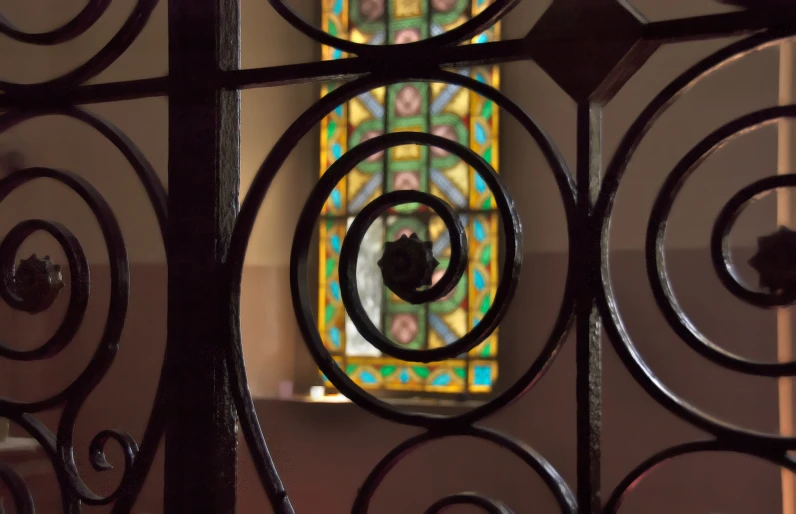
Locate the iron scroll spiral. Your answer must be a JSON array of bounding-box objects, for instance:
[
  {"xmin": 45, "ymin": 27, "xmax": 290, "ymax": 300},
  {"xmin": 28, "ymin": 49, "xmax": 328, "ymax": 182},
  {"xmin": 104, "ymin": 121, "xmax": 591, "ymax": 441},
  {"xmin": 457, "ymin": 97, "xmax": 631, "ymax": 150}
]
[
  {"xmin": 0, "ymin": 0, "xmax": 159, "ymax": 96},
  {"xmin": 0, "ymin": 108, "xmax": 168, "ymax": 512},
  {"xmin": 226, "ymin": 65, "xmax": 578, "ymax": 512},
  {"xmin": 0, "ymin": 164, "xmax": 134, "ymax": 508},
  {"xmin": 649, "ymin": 105, "xmax": 796, "ymax": 376},
  {"xmin": 595, "ymin": 30, "xmax": 796, "ymax": 508},
  {"xmin": 301, "ymin": 131, "xmax": 520, "ymax": 366},
  {"xmin": 597, "ymin": 29, "xmax": 796, "ymax": 445},
  {"xmin": 712, "ymin": 173, "xmax": 796, "ymax": 306}
]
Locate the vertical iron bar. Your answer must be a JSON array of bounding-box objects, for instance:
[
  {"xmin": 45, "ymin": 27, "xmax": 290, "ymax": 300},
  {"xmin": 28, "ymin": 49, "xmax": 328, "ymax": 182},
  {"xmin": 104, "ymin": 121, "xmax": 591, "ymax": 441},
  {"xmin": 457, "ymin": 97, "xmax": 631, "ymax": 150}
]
[
  {"xmin": 165, "ymin": 0, "xmax": 240, "ymax": 512},
  {"xmin": 576, "ymin": 102, "xmax": 603, "ymax": 513},
  {"xmin": 380, "ymin": 11, "xmax": 392, "ymax": 359}
]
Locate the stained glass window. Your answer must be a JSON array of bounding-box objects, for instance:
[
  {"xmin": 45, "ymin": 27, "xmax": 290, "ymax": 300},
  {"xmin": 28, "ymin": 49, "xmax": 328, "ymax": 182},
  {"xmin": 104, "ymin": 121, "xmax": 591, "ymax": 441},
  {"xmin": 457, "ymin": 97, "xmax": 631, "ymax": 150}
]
[{"xmin": 318, "ymin": 0, "xmax": 500, "ymax": 396}]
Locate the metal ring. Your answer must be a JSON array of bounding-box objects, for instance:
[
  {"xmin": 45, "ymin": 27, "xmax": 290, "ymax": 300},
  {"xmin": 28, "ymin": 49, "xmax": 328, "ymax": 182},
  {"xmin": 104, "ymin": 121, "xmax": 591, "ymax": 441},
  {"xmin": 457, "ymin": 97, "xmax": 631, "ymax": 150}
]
[
  {"xmin": 0, "ymin": 168, "xmax": 132, "ymax": 506},
  {"xmin": 226, "ymin": 70, "xmax": 575, "ymax": 511},
  {"xmin": 296, "ymin": 131, "xmax": 518, "ymax": 363},
  {"xmin": 0, "ymin": 108, "xmax": 168, "ymax": 509},
  {"xmin": 649, "ymin": 106, "xmax": 796, "ymax": 376},
  {"xmin": 0, "ymin": 220, "xmax": 88, "ymax": 361},
  {"xmin": 351, "ymin": 425, "xmax": 576, "ymax": 513},
  {"xmin": 0, "ymin": 168, "xmax": 128, "ymax": 414},
  {"xmin": 267, "ymin": 0, "xmax": 519, "ymax": 56},
  {"xmin": 0, "ymin": 0, "xmax": 110, "ymax": 45},
  {"xmin": 595, "ymin": 31, "xmax": 796, "ymax": 447}
]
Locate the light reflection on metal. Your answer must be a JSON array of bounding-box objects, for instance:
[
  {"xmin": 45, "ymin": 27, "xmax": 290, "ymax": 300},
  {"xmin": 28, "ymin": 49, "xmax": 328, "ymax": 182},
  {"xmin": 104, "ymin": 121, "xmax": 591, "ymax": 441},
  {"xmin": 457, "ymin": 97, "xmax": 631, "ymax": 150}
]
[{"xmin": 1, "ymin": 0, "xmax": 796, "ymax": 513}]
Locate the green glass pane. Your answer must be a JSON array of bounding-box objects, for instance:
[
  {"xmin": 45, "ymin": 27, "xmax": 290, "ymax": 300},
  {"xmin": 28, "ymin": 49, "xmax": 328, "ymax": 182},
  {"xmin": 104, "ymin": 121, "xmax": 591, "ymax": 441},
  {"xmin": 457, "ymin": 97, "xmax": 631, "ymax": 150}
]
[
  {"xmin": 482, "ymin": 100, "xmax": 493, "ymax": 120},
  {"xmin": 412, "ymin": 366, "xmax": 430, "ymax": 379},
  {"xmin": 325, "ymin": 257, "xmax": 335, "ymax": 278},
  {"xmin": 481, "ymin": 342, "xmax": 492, "ymax": 356},
  {"xmin": 481, "ymin": 197, "xmax": 492, "ymax": 209},
  {"xmin": 454, "ymin": 367, "xmax": 466, "ymax": 379},
  {"xmin": 483, "ymin": 147, "xmax": 493, "ymax": 164},
  {"xmin": 328, "ymin": 21, "xmax": 337, "ymax": 36},
  {"xmin": 327, "ymin": 119, "xmax": 337, "ymax": 140},
  {"xmin": 480, "ymin": 295, "xmax": 490, "ymax": 315},
  {"xmin": 481, "ymin": 244, "xmax": 492, "ymax": 266},
  {"xmin": 381, "ymin": 365, "xmax": 396, "ymax": 377},
  {"xmin": 346, "ymin": 363, "xmax": 357, "ymax": 374},
  {"xmin": 325, "ymin": 304, "xmax": 335, "ymax": 323}
]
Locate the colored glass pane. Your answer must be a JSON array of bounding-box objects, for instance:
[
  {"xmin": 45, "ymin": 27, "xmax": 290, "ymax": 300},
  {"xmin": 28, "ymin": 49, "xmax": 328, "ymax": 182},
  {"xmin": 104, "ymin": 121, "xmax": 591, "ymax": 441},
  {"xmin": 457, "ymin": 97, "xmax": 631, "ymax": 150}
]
[
  {"xmin": 318, "ymin": 220, "xmax": 347, "ymax": 353},
  {"xmin": 318, "ymin": 0, "xmax": 500, "ymax": 396}
]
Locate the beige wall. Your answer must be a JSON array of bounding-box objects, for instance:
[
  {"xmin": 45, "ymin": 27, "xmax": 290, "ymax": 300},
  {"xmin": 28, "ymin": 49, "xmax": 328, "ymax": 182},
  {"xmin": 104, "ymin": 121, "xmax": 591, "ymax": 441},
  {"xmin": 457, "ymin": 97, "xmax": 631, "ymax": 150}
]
[
  {"xmin": 0, "ymin": 1, "xmax": 789, "ymax": 513},
  {"xmin": 0, "ymin": 0, "xmax": 313, "ymax": 266},
  {"xmin": 0, "ymin": 0, "xmax": 774, "ymax": 261},
  {"xmin": 240, "ymin": 0, "xmax": 319, "ymax": 268},
  {"xmin": 502, "ymin": 0, "xmax": 778, "ymax": 254}
]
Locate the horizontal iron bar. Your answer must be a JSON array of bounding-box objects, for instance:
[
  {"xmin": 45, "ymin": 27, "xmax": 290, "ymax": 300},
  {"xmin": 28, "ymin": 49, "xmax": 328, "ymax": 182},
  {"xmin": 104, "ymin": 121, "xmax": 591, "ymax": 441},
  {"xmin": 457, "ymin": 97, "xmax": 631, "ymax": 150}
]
[
  {"xmin": 229, "ymin": 39, "xmax": 527, "ymax": 90},
  {"xmin": 1, "ymin": 10, "xmax": 794, "ymax": 110},
  {"xmin": 644, "ymin": 9, "xmax": 796, "ymax": 42},
  {"xmin": 0, "ymin": 76, "xmax": 169, "ymax": 109},
  {"xmin": 0, "ymin": 40, "xmax": 524, "ymax": 108}
]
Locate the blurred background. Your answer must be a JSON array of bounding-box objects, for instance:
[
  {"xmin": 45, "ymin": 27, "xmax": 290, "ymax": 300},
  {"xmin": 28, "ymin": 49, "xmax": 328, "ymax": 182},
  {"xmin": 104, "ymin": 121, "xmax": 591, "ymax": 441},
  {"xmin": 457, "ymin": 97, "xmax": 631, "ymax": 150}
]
[{"xmin": 0, "ymin": 0, "xmax": 792, "ymax": 512}]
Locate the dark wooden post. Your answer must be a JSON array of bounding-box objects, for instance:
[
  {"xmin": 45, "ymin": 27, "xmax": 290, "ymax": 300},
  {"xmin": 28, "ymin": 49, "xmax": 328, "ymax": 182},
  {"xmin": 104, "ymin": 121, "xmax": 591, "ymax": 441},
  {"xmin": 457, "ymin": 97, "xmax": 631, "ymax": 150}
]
[{"xmin": 165, "ymin": 0, "xmax": 240, "ymax": 512}]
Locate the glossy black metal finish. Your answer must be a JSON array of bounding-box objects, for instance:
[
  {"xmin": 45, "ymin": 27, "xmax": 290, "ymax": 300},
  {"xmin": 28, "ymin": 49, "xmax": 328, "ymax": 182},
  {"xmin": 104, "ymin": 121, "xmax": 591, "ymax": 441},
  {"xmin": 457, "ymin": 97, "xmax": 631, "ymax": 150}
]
[
  {"xmin": 326, "ymin": 131, "xmax": 520, "ymax": 363},
  {"xmin": 2, "ymin": 0, "xmax": 796, "ymax": 513}
]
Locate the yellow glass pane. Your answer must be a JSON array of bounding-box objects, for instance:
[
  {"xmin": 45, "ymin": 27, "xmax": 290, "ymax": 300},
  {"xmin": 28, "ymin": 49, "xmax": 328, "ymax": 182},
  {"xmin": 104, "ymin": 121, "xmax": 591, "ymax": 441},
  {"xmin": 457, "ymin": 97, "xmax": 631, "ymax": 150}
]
[{"xmin": 394, "ymin": 0, "xmax": 423, "ymax": 18}]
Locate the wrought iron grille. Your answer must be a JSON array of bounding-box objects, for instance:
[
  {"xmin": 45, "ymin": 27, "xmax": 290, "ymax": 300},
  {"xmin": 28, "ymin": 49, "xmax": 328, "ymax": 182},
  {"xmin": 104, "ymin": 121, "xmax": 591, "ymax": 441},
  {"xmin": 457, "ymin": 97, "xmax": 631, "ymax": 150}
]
[{"xmin": 2, "ymin": 0, "xmax": 796, "ymax": 512}]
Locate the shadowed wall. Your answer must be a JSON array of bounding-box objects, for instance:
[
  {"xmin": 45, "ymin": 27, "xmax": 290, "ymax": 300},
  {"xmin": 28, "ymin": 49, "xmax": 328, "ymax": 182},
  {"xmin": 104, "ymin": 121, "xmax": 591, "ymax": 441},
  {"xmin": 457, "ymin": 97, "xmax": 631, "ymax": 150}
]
[{"xmin": 0, "ymin": 1, "xmax": 789, "ymax": 513}]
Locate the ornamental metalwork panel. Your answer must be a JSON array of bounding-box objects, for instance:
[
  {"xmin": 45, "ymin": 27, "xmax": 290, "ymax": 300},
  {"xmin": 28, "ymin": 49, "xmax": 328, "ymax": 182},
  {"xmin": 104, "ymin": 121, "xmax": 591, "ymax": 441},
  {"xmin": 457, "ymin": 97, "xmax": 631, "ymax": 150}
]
[{"xmin": 1, "ymin": 0, "xmax": 796, "ymax": 513}]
